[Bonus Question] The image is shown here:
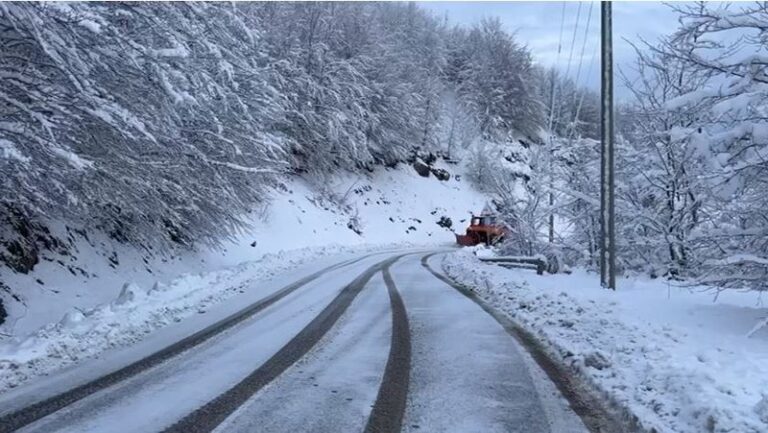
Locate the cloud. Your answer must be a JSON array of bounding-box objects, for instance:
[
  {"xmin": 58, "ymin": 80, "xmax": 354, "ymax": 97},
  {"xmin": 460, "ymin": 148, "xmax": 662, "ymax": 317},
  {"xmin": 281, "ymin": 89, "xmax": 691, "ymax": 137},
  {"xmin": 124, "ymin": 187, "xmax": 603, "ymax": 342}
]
[{"xmin": 417, "ymin": 1, "xmax": 682, "ymax": 94}]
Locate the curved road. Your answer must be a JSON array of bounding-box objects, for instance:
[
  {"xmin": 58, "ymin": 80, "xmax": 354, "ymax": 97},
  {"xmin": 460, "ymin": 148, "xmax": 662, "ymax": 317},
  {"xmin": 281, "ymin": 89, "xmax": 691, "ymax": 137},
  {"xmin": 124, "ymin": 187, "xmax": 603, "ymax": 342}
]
[{"xmin": 2, "ymin": 251, "xmax": 592, "ymax": 433}]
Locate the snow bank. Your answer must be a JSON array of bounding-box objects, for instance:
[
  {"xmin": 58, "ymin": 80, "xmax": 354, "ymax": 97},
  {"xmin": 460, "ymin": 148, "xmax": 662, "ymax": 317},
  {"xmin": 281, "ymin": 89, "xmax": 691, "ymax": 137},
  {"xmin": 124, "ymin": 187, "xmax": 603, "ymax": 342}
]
[
  {"xmin": 441, "ymin": 249, "xmax": 768, "ymax": 433},
  {"xmin": 0, "ymin": 243, "xmax": 412, "ymax": 393}
]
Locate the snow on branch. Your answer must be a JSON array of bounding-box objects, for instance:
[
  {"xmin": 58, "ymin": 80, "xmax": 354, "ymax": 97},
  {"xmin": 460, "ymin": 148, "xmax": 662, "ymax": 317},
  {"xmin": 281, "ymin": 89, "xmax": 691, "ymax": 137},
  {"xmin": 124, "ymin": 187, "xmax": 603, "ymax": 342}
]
[{"xmin": 207, "ymin": 160, "xmax": 282, "ymax": 175}]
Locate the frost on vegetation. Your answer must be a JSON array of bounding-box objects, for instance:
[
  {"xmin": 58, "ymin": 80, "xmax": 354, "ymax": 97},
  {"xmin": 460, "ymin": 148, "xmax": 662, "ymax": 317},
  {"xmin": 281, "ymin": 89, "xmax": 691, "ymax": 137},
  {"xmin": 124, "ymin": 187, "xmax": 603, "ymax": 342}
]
[
  {"xmin": 152, "ymin": 44, "xmax": 189, "ymax": 58},
  {"xmin": 78, "ymin": 19, "xmax": 101, "ymax": 34},
  {"xmin": 654, "ymin": 2, "xmax": 768, "ymax": 291},
  {"xmin": 51, "ymin": 148, "xmax": 93, "ymax": 170},
  {"xmin": 0, "ymin": 139, "xmax": 29, "ymax": 163}
]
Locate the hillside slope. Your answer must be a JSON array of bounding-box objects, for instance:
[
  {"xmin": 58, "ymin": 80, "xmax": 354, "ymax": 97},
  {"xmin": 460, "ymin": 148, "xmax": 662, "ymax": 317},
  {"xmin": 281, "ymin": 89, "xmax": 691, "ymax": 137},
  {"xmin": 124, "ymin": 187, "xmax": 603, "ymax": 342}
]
[{"xmin": 0, "ymin": 161, "xmax": 485, "ymax": 339}]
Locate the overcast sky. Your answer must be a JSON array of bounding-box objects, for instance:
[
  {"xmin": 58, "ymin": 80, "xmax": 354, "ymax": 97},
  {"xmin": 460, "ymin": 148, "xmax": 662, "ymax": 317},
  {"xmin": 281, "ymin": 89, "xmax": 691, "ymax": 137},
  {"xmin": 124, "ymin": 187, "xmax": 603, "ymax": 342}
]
[{"xmin": 417, "ymin": 1, "xmax": 683, "ymax": 95}]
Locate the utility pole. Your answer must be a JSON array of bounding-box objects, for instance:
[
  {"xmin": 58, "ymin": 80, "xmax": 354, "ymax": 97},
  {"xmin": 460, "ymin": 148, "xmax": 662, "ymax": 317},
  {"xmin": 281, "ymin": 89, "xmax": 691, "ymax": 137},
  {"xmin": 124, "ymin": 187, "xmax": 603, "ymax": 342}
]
[{"xmin": 600, "ymin": 1, "xmax": 616, "ymax": 290}]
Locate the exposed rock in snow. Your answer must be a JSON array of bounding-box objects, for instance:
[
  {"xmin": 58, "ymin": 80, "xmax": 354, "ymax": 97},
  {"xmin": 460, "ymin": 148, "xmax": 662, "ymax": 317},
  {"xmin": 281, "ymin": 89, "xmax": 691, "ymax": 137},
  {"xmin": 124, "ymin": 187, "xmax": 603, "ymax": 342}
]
[
  {"xmin": 430, "ymin": 167, "xmax": 451, "ymax": 181},
  {"xmin": 413, "ymin": 159, "xmax": 431, "ymax": 177}
]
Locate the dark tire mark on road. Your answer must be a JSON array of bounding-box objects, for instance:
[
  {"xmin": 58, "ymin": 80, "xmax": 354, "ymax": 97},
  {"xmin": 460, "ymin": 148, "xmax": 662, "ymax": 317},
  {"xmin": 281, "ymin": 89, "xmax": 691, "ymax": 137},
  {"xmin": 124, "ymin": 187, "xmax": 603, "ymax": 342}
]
[
  {"xmin": 0, "ymin": 253, "xmax": 381, "ymax": 433},
  {"xmin": 364, "ymin": 264, "xmax": 411, "ymax": 433},
  {"xmin": 420, "ymin": 253, "xmax": 627, "ymax": 433},
  {"xmin": 163, "ymin": 254, "xmax": 405, "ymax": 433}
]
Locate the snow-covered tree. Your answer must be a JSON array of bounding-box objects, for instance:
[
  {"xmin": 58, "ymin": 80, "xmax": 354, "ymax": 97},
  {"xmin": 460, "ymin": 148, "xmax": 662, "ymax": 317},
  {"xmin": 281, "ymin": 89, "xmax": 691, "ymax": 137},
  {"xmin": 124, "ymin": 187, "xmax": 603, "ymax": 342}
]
[
  {"xmin": 655, "ymin": 2, "xmax": 768, "ymax": 290},
  {"xmin": 1, "ymin": 2, "xmax": 546, "ymax": 272},
  {"xmin": 538, "ymin": 67, "xmax": 600, "ymax": 141},
  {"xmin": 0, "ymin": 3, "xmax": 285, "ymax": 253},
  {"xmin": 617, "ymin": 42, "xmax": 710, "ymax": 278},
  {"xmin": 457, "ymin": 18, "xmax": 543, "ymax": 141}
]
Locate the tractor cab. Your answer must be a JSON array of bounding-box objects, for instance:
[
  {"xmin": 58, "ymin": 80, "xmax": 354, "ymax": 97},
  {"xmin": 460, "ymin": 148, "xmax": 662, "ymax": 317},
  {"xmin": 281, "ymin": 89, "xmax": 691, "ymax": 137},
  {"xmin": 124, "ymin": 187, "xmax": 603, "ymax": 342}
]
[{"xmin": 471, "ymin": 215, "xmax": 498, "ymax": 227}]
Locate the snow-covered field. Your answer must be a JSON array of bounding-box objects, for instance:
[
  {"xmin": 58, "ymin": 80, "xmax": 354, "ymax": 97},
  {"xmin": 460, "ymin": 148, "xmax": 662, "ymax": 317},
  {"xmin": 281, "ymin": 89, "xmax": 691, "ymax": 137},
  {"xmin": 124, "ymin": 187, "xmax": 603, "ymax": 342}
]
[
  {"xmin": 0, "ymin": 162, "xmax": 485, "ymax": 394},
  {"xmin": 441, "ymin": 248, "xmax": 768, "ymax": 433}
]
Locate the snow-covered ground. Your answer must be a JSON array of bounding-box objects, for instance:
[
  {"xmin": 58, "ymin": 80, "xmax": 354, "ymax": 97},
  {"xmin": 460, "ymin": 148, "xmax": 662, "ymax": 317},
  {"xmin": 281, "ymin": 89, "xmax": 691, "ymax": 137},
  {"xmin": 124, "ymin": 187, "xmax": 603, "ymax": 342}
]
[
  {"xmin": 441, "ymin": 248, "xmax": 768, "ymax": 433},
  {"xmin": 0, "ymin": 161, "xmax": 485, "ymax": 394}
]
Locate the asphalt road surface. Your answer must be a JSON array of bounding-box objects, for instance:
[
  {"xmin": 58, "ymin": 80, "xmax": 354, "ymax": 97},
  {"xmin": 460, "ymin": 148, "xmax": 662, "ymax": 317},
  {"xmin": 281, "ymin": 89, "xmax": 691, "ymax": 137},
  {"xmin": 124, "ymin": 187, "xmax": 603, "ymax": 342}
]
[{"xmin": 1, "ymin": 251, "xmax": 594, "ymax": 433}]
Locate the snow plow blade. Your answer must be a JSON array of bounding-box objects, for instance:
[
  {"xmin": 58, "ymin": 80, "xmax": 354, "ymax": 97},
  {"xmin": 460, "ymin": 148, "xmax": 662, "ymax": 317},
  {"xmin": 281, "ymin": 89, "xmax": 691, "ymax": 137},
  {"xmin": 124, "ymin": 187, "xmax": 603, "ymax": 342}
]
[{"xmin": 455, "ymin": 234, "xmax": 478, "ymax": 246}]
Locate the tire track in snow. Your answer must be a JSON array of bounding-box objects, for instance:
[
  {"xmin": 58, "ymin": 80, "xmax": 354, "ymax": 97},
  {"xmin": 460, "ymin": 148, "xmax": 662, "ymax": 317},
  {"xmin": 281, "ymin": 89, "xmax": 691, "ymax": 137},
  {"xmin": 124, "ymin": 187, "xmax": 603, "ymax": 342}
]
[
  {"xmin": 420, "ymin": 252, "xmax": 626, "ymax": 433},
  {"xmin": 364, "ymin": 263, "xmax": 411, "ymax": 433},
  {"xmin": 163, "ymin": 253, "xmax": 406, "ymax": 433},
  {"xmin": 0, "ymin": 252, "xmax": 383, "ymax": 433}
]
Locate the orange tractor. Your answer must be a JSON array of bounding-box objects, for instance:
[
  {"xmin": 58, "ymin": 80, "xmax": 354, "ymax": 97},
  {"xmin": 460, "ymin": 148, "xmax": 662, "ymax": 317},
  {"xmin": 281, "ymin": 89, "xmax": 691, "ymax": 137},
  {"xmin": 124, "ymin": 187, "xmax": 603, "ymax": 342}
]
[{"xmin": 455, "ymin": 213, "xmax": 508, "ymax": 246}]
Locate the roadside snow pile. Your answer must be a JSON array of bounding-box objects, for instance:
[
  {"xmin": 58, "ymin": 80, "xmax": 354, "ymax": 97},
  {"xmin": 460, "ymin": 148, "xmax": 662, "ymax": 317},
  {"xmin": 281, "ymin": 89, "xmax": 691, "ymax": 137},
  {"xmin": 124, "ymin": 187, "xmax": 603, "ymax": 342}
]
[
  {"xmin": 0, "ymin": 243, "xmax": 405, "ymax": 394},
  {"xmin": 442, "ymin": 249, "xmax": 768, "ymax": 433}
]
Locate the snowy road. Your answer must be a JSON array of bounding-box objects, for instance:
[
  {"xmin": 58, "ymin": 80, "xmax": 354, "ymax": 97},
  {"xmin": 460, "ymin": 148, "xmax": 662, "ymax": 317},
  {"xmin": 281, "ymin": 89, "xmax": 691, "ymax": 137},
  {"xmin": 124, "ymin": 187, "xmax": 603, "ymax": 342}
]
[{"xmin": 1, "ymin": 251, "xmax": 589, "ymax": 433}]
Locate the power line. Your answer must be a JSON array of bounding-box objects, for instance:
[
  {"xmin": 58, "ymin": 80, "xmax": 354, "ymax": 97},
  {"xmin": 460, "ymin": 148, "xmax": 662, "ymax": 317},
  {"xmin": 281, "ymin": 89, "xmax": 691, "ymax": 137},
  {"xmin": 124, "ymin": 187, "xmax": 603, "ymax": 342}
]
[
  {"xmin": 552, "ymin": 1, "xmax": 583, "ymax": 136},
  {"xmin": 573, "ymin": 1, "xmax": 594, "ymax": 99},
  {"xmin": 547, "ymin": 1, "xmax": 568, "ymax": 134},
  {"xmin": 569, "ymin": 1, "xmax": 595, "ymax": 141},
  {"xmin": 563, "ymin": 1, "xmax": 583, "ymax": 81}
]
